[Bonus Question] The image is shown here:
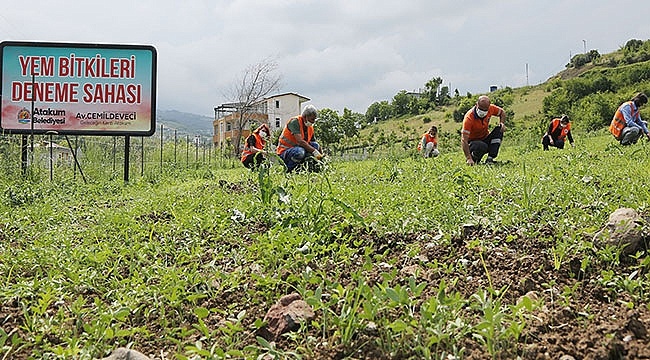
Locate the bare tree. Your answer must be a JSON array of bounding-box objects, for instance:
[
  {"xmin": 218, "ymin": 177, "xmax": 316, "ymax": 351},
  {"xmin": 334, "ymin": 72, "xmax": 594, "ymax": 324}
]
[{"xmin": 226, "ymin": 58, "xmax": 281, "ymax": 155}]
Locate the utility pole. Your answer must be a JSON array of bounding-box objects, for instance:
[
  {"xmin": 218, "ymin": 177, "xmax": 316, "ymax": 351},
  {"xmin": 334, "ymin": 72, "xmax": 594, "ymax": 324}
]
[{"xmin": 526, "ymin": 63, "xmax": 529, "ymax": 86}]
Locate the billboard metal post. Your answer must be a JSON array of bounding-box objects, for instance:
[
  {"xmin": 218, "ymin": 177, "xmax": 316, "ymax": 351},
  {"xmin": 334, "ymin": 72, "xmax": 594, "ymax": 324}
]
[
  {"xmin": 112, "ymin": 136, "xmax": 117, "ymax": 174},
  {"xmin": 20, "ymin": 135, "xmax": 28, "ymax": 174},
  {"xmin": 73, "ymin": 135, "xmax": 78, "ymax": 179},
  {"xmin": 140, "ymin": 136, "xmax": 144, "ymax": 177},
  {"xmin": 49, "ymin": 133, "xmax": 53, "ymax": 181}
]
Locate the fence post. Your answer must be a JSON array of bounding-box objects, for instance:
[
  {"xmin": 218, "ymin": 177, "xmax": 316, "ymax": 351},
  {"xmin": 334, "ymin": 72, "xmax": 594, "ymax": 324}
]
[
  {"xmin": 195, "ymin": 136, "xmax": 199, "ymax": 164},
  {"xmin": 112, "ymin": 136, "xmax": 117, "ymax": 174}
]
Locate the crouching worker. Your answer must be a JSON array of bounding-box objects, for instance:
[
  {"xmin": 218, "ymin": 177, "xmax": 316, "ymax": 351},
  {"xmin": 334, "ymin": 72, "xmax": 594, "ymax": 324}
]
[
  {"xmin": 418, "ymin": 125, "xmax": 440, "ymax": 158},
  {"xmin": 609, "ymin": 93, "xmax": 649, "ymax": 146},
  {"xmin": 241, "ymin": 123, "xmax": 270, "ymax": 169},
  {"xmin": 461, "ymin": 95, "xmax": 506, "ymax": 165},
  {"xmin": 276, "ymin": 104, "xmax": 323, "ymax": 172},
  {"xmin": 542, "ymin": 115, "xmax": 574, "ymax": 150}
]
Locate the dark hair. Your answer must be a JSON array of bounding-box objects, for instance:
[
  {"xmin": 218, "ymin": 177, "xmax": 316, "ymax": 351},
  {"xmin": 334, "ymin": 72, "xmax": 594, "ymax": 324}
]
[
  {"xmin": 632, "ymin": 92, "xmax": 648, "ymax": 106},
  {"xmin": 560, "ymin": 114, "xmax": 569, "ymax": 123}
]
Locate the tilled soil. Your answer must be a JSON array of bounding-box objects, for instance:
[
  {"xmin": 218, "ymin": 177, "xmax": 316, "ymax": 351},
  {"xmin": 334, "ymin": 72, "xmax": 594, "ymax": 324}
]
[
  {"xmin": 2, "ymin": 222, "xmax": 648, "ymax": 359},
  {"xmin": 299, "ymin": 224, "xmax": 650, "ymax": 359}
]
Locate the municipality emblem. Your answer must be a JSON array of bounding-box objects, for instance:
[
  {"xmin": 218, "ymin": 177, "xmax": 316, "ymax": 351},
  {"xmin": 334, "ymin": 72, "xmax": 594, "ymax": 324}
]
[{"xmin": 17, "ymin": 108, "xmax": 31, "ymax": 124}]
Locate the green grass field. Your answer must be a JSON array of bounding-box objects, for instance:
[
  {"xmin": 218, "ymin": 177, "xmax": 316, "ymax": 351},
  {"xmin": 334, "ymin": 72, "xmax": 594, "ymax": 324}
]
[{"xmin": 1, "ymin": 129, "xmax": 649, "ymax": 359}]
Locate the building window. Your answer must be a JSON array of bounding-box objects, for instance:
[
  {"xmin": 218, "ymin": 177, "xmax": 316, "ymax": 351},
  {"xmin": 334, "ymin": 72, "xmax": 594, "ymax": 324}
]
[
  {"xmin": 275, "ymin": 118, "xmax": 281, "ymax": 128},
  {"xmin": 275, "ymin": 100, "xmax": 280, "ymax": 108},
  {"xmin": 226, "ymin": 122, "xmax": 232, "ymax": 132}
]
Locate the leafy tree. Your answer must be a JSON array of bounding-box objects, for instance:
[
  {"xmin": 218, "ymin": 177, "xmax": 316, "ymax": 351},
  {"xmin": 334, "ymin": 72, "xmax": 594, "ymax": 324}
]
[
  {"xmin": 572, "ymin": 93, "xmax": 618, "ymax": 131},
  {"xmin": 392, "ymin": 90, "xmax": 411, "ymax": 116},
  {"xmin": 567, "ymin": 50, "xmax": 601, "ymax": 68},
  {"xmin": 622, "ymin": 40, "xmax": 650, "ymax": 64},
  {"xmin": 489, "ymin": 90, "xmax": 516, "ymax": 128},
  {"xmin": 314, "ymin": 108, "xmax": 361, "ymax": 147},
  {"xmin": 365, "ymin": 100, "xmax": 393, "ymax": 124},
  {"xmin": 408, "ymin": 96, "xmax": 422, "ymax": 115},
  {"xmin": 365, "ymin": 101, "xmax": 381, "ymax": 124},
  {"xmin": 340, "ymin": 108, "xmax": 362, "ymax": 138},
  {"xmin": 453, "ymin": 96, "xmax": 476, "ymax": 123},
  {"xmin": 314, "ymin": 108, "xmax": 340, "ymax": 146},
  {"xmin": 542, "ymin": 88, "xmax": 570, "ymax": 117},
  {"xmin": 564, "ymin": 78, "xmax": 593, "ymax": 102},
  {"xmin": 624, "ymin": 39, "xmax": 644, "ymax": 52},
  {"xmin": 437, "ymin": 85, "xmax": 451, "ymax": 106},
  {"xmin": 424, "ymin": 76, "xmax": 443, "ymax": 105}
]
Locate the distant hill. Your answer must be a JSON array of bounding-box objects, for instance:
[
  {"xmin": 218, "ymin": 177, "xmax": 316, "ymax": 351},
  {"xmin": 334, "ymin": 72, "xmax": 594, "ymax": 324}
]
[
  {"xmin": 156, "ymin": 110, "xmax": 213, "ymax": 136},
  {"xmin": 358, "ymin": 38, "xmax": 650, "ymax": 146}
]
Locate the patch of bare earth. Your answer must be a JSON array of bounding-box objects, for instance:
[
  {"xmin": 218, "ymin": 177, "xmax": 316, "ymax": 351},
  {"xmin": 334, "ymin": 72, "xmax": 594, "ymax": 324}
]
[{"xmin": 300, "ymin": 224, "xmax": 649, "ymax": 359}]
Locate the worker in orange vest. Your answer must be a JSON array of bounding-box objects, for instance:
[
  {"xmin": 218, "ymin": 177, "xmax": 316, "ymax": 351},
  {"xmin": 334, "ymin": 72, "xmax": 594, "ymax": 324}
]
[
  {"xmin": 276, "ymin": 105, "xmax": 323, "ymax": 172},
  {"xmin": 418, "ymin": 125, "xmax": 439, "ymax": 158},
  {"xmin": 609, "ymin": 93, "xmax": 649, "ymax": 145},
  {"xmin": 542, "ymin": 115, "xmax": 574, "ymax": 150},
  {"xmin": 241, "ymin": 123, "xmax": 270, "ymax": 169},
  {"xmin": 461, "ymin": 95, "xmax": 506, "ymax": 165}
]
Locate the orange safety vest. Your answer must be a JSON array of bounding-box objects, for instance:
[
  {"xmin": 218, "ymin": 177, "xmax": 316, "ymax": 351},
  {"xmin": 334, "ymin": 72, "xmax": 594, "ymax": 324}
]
[
  {"xmin": 462, "ymin": 104, "xmax": 503, "ymax": 141},
  {"xmin": 610, "ymin": 101, "xmax": 639, "ymax": 139},
  {"xmin": 240, "ymin": 133, "xmax": 265, "ymax": 162},
  {"xmin": 417, "ymin": 133, "xmax": 437, "ymax": 151},
  {"xmin": 276, "ymin": 116, "xmax": 314, "ymax": 155},
  {"xmin": 550, "ymin": 118, "xmax": 571, "ymax": 141}
]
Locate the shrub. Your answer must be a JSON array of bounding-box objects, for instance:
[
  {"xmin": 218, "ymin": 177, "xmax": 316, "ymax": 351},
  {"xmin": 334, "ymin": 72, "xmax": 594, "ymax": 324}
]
[{"xmin": 572, "ymin": 93, "xmax": 618, "ymax": 132}]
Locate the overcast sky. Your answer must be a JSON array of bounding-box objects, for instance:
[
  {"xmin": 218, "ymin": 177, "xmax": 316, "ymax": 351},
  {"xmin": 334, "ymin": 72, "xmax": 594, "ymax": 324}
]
[{"xmin": 1, "ymin": 0, "xmax": 649, "ymax": 117}]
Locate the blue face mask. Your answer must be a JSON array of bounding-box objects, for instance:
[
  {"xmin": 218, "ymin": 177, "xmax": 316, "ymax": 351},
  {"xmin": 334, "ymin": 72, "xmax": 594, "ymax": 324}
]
[{"xmin": 476, "ymin": 108, "xmax": 488, "ymax": 118}]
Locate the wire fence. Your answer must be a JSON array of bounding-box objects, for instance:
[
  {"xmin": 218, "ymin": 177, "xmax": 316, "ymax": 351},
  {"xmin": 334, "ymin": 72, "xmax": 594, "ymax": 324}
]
[
  {"xmin": 1, "ymin": 125, "xmax": 468, "ymax": 184},
  {"xmin": 0, "ymin": 124, "xmax": 244, "ymax": 183}
]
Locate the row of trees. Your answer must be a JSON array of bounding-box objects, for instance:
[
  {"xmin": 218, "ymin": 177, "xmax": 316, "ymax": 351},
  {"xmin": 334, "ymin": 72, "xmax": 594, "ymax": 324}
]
[
  {"xmin": 364, "ymin": 76, "xmax": 458, "ymax": 125},
  {"xmin": 567, "ymin": 50, "xmax": 601, "ymax": 68},
  {"xmin": 314, "ymin": 108, "xmax": 362, "ymax": 147}
]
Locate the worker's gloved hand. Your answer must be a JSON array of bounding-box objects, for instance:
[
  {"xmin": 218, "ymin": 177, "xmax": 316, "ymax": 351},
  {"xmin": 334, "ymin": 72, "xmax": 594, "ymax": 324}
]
[{"xmin": 312, "ymin": 149, "xmax": 323, "ymax": 160}]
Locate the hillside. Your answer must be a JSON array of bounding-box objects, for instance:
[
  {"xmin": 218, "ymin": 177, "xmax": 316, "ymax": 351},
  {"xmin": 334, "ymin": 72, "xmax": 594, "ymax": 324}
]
[
  {"xmin": 156, "ymin": 109, "xmax": 213, "ymax": 136},
  {"xmin": 356, "ymin": 38, "xmax": 650, "ymax": 149}
]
